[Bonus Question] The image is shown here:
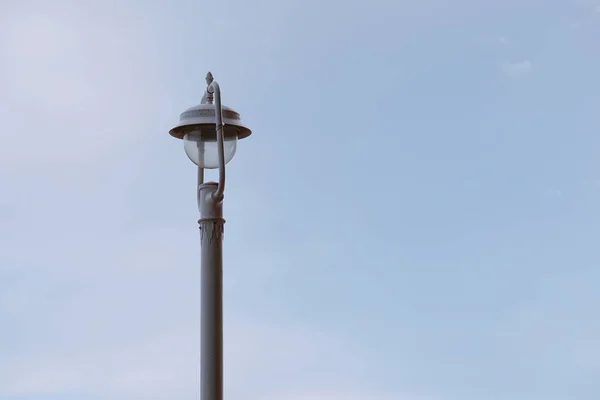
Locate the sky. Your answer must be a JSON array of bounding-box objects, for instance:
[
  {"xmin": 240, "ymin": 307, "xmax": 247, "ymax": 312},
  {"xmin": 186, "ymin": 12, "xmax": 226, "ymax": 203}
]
[{"xmin": 1, "ymin": 0, "xmax": 600, "ymax": 399}]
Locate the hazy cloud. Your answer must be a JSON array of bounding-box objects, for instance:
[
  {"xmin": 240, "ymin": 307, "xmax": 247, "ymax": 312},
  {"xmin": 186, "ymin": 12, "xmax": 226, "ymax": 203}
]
[
  {"xmin": 502, "ymin": 60, "xmax": 533, "ymax": 76},
  {"xmin": 3, "ymin": 1, "xmax": 600, "ymax": 400},
  {"xmin": 543, "ymin": 188, "xmax": 563, "ymax": 197}
]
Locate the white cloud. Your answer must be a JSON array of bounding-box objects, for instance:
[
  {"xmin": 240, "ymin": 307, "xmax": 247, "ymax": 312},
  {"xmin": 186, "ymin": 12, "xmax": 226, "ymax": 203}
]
[
  {"xmin": 267, "ymin": 391, "xmax": 437, "ymax": 400},
  {"xmin": 0, "ymin": 327, "xmax": 201, "ymax": 398},
  {"xmin": 0, "ymin": 7, "xmax": 165, "ymax": 169},
  {"xmin": 501, "ymin": 60, "xmax": 532, "ymax": 76},
  {"xmin": 10, "ymin": 1, "xmax": 599, "ymax": 399},
  {"xmin": 0, "ymin": 315, "xmax": 372, "ymax": 400},
  {"xmin": 543, "ymin": 188, "xmax": 562, "ymax": 197},
  {"xmin": 582, "ymin": 179, "xmax": 600, "ymax": 186}
]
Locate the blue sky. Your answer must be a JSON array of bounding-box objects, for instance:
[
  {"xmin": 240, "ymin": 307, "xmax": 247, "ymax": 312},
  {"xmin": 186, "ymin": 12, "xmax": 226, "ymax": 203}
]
[{"xmin": 1, "ymin": 0, "xmax": 600, "ymax": 399}]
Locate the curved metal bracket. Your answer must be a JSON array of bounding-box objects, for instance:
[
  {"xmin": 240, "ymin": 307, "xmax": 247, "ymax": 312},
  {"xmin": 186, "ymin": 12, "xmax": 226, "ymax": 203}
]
[
  {"xmin": 207, "ymin": 80, "xmax": 225, "ymax": 202},
  {"xmin": 196, "ymin": 72, "xmax": 225, "ymax": 210}
]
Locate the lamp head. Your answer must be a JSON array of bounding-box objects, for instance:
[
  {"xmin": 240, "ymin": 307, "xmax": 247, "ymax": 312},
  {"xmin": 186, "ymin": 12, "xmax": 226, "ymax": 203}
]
[{"xmin": 169, "ymin": 103, "xmax": 252, "ymax": 169}]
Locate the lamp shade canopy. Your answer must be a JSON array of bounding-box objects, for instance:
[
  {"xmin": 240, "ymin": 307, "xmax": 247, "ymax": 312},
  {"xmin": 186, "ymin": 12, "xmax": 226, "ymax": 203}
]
[{"xmin": 169, "ymin": 103, "xmax": 251, "ymax": 141}]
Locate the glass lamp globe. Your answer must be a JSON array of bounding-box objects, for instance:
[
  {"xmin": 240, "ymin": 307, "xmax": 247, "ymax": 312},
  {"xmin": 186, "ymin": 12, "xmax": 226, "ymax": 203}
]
[{"xmin": 183, "ymin": 129, "xmax": 237, "ymax": 169}]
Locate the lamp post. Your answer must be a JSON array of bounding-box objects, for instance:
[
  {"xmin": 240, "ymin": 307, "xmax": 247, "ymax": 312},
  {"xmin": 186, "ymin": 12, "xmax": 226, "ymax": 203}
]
[{"xmin": 169, "ymin": 72, "xmax": 252, "ymax": 400}]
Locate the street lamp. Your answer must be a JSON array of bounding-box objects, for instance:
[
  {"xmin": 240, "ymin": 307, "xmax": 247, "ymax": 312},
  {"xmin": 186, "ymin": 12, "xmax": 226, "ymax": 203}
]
[{"xmin": 169, "ymin": 72, "xmax": 252, "ymax": 400}]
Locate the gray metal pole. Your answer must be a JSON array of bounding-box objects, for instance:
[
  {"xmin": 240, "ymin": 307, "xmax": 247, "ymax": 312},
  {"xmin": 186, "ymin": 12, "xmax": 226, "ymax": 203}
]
[
  {"xmin": 169, "ymin": 71, "xmax": 251, "ymax": 400},
  {"xmin": 198, "ymin": 181, "xmax": 224, "ymax": 400}
]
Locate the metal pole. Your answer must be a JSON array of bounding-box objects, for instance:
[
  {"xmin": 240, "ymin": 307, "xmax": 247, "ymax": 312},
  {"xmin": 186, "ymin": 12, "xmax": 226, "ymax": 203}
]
[
  {"xmin": 197, "ymin": 72, "xmax": 227, "ymax": 400},
  {"xmin": 198, "ymin": 181, "xmax": 224, "ymax": 400},
  {"xmin": 169, "ymin": 71, "xmax": 249, "ymax": 400}
]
